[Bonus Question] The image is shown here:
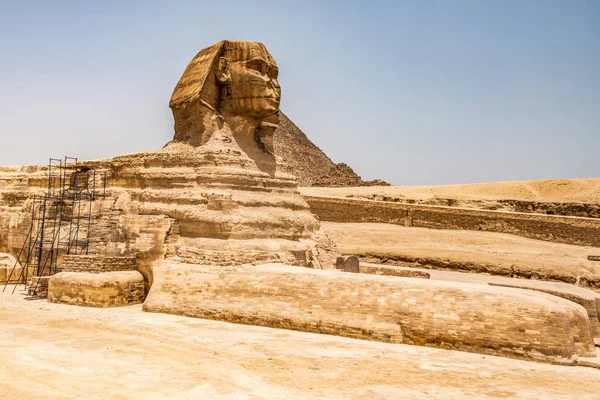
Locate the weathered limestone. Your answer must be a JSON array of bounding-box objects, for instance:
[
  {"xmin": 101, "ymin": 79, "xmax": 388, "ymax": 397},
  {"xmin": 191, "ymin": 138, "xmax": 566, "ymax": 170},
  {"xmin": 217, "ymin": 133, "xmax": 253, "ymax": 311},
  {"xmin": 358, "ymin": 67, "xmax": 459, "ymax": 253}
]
[
  {"xmin": 334, "ymin": 256, "xmax": 429, "ymax": 278},
  {"xmin": 47, "ymin": 255, "xmax": 144, "ymax": 307},
  {"xmin": 48, "ymin": 271, "xmax": 145, "ymax": 307},
  {"xmin": 358, "ymin": 263, "xmax": 430, "ymax": 279},
  {"xmin": 61, "ymin": 255, "xmax": 138, "ymax": 273},
  {"xmin": 0, "ymin": 253, "xmax": 24, "ymax": 284},
  {"xmin": 335, "ymin": 255, "xmax": 360, "ymax": 272},
  {"xmin": 1, "ymin": 39, "xmax": 597, "ymax": 365},
  {"xmin": 28, "ymin": 276, "xmax": 49, "ymax": 297},
  {"xmin": 488, "ymin": 279, "xmax": 600, "ymax": 338},
  {"xmin": 81, "ymin": 40, "xmax": 336, "ymax": 275},
  {"xmin": 305, "ymin": 195, "xmax": 600, "ymax": 247},
  {"xmin": 144, "ymin": 263, "xmax": 596, "ymax": 363},
  {"xmin": 0, "ymin": 40, "xmax": 336, "ymax": 297}
]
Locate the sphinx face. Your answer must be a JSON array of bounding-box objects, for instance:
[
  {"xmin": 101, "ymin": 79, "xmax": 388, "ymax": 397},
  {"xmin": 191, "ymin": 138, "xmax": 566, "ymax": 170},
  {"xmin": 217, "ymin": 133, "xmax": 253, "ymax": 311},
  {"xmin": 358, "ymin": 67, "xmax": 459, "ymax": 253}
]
[
  {"xmin": 226, "ymin": 46, "xmax": 280, "ymax": 119},
  {"xmin": 170, "ymin": 41, "xmax": 282, "ymax": 146}
]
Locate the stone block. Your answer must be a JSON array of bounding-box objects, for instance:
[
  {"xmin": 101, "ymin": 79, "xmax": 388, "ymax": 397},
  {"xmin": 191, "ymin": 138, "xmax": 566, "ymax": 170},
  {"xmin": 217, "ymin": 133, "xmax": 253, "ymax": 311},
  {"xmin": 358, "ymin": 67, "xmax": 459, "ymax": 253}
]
[
  {"xmin": 335, "ymin": 255, "xmax": 360, "ymax": 273},
  {"xmin": 61, "ymin": 255, "xmax": 137, "ymax": 273},
  {"xmin": 0, "ymin": 266, "xmax": 24, "ymax": 284},
  {"xmin": 28, "ymin": 276, "xmax": 50, "ymax": 297},
  {"xmin": 48, "ymin": 271, "xmax": 145, "ymax": 307}
]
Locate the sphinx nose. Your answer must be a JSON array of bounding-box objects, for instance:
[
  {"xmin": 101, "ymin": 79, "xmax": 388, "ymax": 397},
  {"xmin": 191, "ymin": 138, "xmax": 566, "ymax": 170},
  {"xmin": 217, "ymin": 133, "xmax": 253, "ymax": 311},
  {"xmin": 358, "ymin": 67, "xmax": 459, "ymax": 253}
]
[{"xmin": 272, "ymin": 78, "xmax": 280, "ymax": 89}]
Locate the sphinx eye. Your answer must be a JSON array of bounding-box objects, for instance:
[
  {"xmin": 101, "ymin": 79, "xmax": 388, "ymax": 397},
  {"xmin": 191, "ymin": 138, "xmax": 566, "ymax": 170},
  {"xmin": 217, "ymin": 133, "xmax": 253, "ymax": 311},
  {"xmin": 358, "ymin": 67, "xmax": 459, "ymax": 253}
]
[
  {"xmin": 248, "ymin": 60, "xmax": 269, "ymax": 74},
  {"xmin": 269, "ymin": 67, "xmax": 279, "ymax": 79}
]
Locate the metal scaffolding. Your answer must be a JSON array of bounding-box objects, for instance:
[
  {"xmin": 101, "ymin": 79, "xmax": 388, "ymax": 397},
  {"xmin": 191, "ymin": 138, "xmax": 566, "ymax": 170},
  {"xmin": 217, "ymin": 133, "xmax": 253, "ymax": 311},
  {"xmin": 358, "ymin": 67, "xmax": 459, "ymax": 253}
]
[{"xmin": 2, "ymin": 157, "xmax": 106, "ymax": 295}]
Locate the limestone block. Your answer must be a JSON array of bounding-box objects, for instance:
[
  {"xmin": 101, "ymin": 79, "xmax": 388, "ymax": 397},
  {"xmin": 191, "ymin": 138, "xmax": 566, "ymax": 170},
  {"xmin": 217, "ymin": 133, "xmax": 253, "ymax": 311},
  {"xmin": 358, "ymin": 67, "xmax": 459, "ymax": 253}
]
[
  {"xmin": 48, "ymin": 271, "xmax": 145, "ymax": 307},
  {"xmin": 335, "ymin": 255, "xmax": 360, "ymax": 273},
  {"xmin": 143, "ymin": 263, "xmax": 596, "ymax": 363},
  {"xmin": 0, "ymin": 266, "xmax": 24, "ymax": 284},
  {"xmin": 0, "ymin": 253, "xmax": 23, "ymax": 284}
]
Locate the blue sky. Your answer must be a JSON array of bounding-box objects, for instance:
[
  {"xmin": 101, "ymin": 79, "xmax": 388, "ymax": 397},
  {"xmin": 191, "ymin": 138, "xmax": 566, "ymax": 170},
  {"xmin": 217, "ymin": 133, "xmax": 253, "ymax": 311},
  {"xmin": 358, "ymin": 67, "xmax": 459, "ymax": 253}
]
[{"xmin": 0, "ymin": 0, "xmax": 598, "ymax": 185}]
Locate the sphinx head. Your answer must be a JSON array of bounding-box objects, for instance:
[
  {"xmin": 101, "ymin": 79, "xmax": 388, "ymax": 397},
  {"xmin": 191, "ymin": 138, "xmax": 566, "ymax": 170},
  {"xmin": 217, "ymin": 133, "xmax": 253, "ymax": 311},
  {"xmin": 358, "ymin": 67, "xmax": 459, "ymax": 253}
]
[
  {"xmin": 217, "ymin": 41, "xmax": 280, "ymax": 119},
  {"xmin": 169, "ymin": 40, "xmax": 280, "ymax": 146}
]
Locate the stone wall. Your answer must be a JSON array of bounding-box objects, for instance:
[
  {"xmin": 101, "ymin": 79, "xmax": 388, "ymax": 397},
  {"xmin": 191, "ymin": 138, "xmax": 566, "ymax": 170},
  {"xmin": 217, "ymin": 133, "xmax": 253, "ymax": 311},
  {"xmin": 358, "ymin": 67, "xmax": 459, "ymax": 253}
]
[
  {"xmin": 143, "ymin": 263, "xmax": 595, "ymax": 364},
  {"xmin": 305, "ymin": 196, "xmax": 600, "ymax": 247},
  {"xmin": 61, "ymin": 255, "xmax": 137, "ymax": 273}
]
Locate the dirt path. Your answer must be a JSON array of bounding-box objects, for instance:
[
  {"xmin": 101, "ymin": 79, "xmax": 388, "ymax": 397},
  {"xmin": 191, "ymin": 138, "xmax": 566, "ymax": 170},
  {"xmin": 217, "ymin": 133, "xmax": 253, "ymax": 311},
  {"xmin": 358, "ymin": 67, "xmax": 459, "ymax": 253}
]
[{"xmin": 1, "ymin": 287, "xmax": 600, "ymax": 399}]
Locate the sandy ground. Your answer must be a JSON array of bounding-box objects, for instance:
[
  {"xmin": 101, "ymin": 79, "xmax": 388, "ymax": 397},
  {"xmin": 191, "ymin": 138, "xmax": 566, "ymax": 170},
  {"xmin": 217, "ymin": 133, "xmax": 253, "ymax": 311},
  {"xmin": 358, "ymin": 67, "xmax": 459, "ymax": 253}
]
[
  {"xmin": 2, "ymin": 288, "xmax": 600, "ymax": 400},
  {"xmin": 301, "ymin": 178, "xmax": 600, "ymax": 203},
  {"xmin": 324, "ymin": 222, "xmax": 600, "ymax": 285}
]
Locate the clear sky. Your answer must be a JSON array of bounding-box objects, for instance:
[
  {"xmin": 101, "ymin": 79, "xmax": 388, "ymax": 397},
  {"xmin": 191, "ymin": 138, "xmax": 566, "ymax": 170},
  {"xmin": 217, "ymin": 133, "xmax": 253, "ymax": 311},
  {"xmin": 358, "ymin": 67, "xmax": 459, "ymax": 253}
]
[{"xmin": 0, "ymin": 0, "xmax": 598, "ymax": 185}]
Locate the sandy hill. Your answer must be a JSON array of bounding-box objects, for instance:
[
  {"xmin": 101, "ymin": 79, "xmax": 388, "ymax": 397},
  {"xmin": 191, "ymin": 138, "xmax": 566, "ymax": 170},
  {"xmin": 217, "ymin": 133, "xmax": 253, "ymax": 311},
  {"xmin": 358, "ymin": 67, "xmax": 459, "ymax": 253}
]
[
  {"xmin": 301, "ymin": 179, "xmax": 600, "ymax": 218},
  {"xmin": 301, "ymin": 179, "xmax": 600, "ymax": 204},
  {"xmin": 273, "ymin": 112, "xmax": 388, "ymax": 187}
]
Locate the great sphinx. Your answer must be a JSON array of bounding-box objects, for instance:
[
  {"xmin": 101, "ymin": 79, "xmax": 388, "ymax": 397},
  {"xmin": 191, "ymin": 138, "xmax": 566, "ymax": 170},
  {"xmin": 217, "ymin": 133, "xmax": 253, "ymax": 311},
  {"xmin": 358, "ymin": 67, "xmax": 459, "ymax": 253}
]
[
  {"xmin": 102, "ymin": 41, "xmax": 335, "ymax": 283},
  {"xmin": 0, "ymin": 40, "xmax": 335, "ymax": 298},
  {"xmin": 0, "ymin": 41, "xmax": 596, "ymax": 364}
]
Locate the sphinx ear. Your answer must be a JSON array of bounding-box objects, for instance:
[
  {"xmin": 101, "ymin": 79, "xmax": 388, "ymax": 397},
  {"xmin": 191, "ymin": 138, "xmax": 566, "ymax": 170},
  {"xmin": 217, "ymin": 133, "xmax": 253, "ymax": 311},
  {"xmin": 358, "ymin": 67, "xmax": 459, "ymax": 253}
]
[{"xmin": 217, "ymin": 57, "xmax": 231, "ymax": 84}]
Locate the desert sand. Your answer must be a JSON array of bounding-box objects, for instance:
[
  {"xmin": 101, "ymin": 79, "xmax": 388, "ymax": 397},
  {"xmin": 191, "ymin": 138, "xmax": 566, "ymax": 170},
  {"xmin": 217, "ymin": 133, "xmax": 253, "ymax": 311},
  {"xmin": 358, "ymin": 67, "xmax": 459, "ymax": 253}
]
[
  {"xmin": 2, "ymin": 287, "xmax": 600, "ymax": 400},
  {"xmin": 301, "ymin": 178, "xmax": 600, "ymax": 204}
]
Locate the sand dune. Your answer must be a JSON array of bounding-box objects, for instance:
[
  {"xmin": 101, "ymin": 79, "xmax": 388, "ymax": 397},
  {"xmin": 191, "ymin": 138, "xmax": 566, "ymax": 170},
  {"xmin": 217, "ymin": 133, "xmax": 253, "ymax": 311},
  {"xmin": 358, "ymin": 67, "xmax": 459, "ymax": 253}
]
[{"xmin": 301, "ymin": 178, "xmax": 600, "ymax": 204}]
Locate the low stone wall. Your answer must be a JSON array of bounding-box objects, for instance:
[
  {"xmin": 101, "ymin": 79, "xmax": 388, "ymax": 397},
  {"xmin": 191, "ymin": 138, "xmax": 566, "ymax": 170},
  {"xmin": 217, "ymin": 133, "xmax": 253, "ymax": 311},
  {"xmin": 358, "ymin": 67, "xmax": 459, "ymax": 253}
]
[
  {"xmin": 61, "ymin": 255, "xmax": 137, "ymax": 273},
  {"xmin": 48, "ymin": 271, "xmax": 145, "ymax": 307},
  {"xmin": 143, "ymin": 263, "xmax": 596, "ymax": 363},
  {"xmin": 305, "ymin": 196, "xmax": 600, "ymax": 247}
]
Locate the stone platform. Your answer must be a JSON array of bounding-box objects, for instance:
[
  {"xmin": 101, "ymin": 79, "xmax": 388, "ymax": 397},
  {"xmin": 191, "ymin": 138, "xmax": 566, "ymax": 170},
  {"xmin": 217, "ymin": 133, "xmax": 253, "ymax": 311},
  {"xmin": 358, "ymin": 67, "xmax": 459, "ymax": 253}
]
[{"xmin": 143, "ymin": 263, "xmax": 596, "ymax": 364}]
